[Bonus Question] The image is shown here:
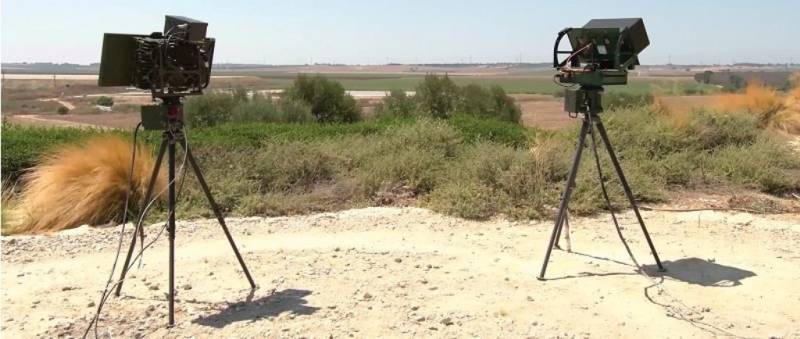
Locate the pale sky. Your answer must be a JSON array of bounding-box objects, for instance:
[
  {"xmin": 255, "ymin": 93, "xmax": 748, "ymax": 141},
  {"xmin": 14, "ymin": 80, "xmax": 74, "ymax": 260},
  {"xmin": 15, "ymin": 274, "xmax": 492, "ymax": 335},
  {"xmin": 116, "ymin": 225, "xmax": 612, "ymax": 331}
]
[{"xmin": 2, "ymin": 0, "xmax": 798, "ymax": 65}]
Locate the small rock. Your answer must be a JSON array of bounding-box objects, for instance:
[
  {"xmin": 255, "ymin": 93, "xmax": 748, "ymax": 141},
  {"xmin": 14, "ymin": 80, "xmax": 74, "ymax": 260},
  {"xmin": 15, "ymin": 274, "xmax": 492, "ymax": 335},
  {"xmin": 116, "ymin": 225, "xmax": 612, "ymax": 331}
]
[
  {"xmin": 148, "ymin": 284, "xmax": 159, "ymax": 291},
  {"xmin": 394, "ymin": 258, "xmax": 402, "ymax": 263},
  {"xmin": 411, "ymin": 305, "xmax": 419, "ymax": 311},
  {"xmin": 415, "ymin": 316, "xmax": 426, "ymax": 322},
  {"xmin": 526, "ymin": 296, "xmax": 534, "ymax": 302},
  {"xmin": 87, "ymin": 302, "xmax": 95, "ymax": 308},
  {"xmin": 362, "ymin": 293, "xmax": 373, "ymax": 301},
  {"xmin": 61, "ymin": 286, "xmax": 78, "ymax": 291},
  {"xmin": 440, "ymin": 317, "xmax": 454, "ymax": 326},
  {"xmin": 181, "ymin": 284, "xmax": 192, "ymax": 290}
]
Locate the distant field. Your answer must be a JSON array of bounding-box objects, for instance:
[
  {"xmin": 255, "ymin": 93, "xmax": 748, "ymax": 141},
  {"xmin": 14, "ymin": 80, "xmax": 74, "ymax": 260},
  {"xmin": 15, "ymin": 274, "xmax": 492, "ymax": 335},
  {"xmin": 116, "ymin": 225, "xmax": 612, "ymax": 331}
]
[{"xmin": 208, "ymin": 72, "xmax": 717, "ymax": 95}]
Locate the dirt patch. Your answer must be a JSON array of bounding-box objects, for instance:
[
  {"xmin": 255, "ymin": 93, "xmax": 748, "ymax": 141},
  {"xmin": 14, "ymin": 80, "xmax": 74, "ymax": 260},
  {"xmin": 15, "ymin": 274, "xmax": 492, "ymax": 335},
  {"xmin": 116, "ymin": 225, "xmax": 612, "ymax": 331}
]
[{"xmin": 2, "ymin": 207, "xmax": 799, "ymax": 337}]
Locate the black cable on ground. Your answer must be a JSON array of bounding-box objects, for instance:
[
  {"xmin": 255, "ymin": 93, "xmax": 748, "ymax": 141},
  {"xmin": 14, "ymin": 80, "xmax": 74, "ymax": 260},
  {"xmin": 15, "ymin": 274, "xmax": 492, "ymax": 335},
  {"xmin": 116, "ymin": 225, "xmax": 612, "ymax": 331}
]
[{"xmin": 584, "ymin": 113, "xmax": 748, "ymax": 338}]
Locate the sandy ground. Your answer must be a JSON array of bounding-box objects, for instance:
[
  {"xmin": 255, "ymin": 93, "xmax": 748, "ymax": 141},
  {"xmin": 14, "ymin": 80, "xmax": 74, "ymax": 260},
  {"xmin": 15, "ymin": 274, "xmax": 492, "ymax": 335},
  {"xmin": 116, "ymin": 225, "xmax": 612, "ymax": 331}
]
[{"xmin": 2, "ymin": 207, "xmax": 799, "ymax": 338}]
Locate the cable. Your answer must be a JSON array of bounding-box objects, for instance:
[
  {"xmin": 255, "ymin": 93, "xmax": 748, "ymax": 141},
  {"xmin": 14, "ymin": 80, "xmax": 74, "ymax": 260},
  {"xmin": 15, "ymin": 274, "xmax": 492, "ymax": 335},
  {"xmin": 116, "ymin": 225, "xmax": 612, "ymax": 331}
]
[
  {"xmin": 584, "ymin": 112, "xmax": 747, "ymax": 338},
  {"xmin": 639, "ymin": 206, "xmax": 764, "ymax": 214},
  {"xmin": 586, "ymin": 113, "xmax": 640, "ymax": 267},
  {"xmin": 552, "ymin": 74, "xmax": 577, "ymax": 88},
  {"xmin": 83, "ymin": 122, "xmax": 141, "ymax": 338},
  {"xmin": 83, "ymin": 124, "xmax": 191, "ymax": 338}
]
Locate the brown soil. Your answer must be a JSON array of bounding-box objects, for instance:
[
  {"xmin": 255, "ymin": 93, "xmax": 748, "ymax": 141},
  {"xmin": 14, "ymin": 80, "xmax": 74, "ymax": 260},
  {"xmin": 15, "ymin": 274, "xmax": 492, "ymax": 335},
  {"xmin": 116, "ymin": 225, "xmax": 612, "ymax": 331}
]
[{"xmin": 2, "ymin": 207, "xmax": 799, "ymax": 338}]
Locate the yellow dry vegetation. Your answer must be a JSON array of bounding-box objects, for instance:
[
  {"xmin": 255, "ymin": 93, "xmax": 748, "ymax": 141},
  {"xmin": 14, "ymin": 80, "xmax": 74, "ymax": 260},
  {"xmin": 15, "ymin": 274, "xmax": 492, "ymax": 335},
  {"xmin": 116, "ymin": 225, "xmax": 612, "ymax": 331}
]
[
  {"xmin": 3, "ymin": 135, "xmax": 165, "ymax": 234},
  {"xmin": 655, "ymin": 80, "xmax": 800, "ymax": 134},
  {"xmin": 714, "ymin": 83, "xmax": 800, "ymax": 134}
]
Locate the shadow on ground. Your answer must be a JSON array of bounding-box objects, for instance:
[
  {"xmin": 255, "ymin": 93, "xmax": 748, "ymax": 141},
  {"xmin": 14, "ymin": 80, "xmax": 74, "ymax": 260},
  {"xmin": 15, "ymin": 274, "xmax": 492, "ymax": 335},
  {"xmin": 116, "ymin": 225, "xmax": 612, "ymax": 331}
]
[
  {"xmin": 193, "ymin": 289, "xmax": 320, "ymax": 328},
  {"xmin": 644, "ymin": 257, "xmax": 756, "ymax": 286}
]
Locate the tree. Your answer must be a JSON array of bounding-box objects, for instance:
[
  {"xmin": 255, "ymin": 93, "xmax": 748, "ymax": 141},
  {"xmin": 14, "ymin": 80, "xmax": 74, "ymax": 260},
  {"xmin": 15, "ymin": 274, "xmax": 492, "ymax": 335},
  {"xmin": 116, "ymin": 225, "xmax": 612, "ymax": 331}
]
[
  {"xmin": 415, "ymin": 74, "xmax": 460, "ymax": 119},
  {"xmin": 285, "ymin": 74, "xmax": 361, "ymax": 123}
]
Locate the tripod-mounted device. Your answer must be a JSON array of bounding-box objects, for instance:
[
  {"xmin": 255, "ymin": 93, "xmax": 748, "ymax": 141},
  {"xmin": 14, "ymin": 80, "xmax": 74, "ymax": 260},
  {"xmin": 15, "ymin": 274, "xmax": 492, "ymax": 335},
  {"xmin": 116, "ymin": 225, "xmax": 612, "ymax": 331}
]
[
  {"xmin": 538, "ymin": 18, "xmax": 665, "ymax": 280},
  {"xmin": 96, "ymin": 16, "xmax": 256, "ymax": 327}
]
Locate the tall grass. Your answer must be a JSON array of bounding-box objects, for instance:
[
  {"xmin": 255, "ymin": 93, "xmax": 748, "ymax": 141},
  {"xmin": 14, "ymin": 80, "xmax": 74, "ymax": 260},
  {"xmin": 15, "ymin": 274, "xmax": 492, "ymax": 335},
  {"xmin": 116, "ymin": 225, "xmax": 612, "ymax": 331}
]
[
  {"xmin": 2, "ymin": 106, "xmax": 798, "ymax": 232},
  {"xmin": 713, "ymin": 83, "xmax": 800, "ymax": 134},
  {"xmin": 3, "ymin": 135, "xmax": 165, "ymax": 234}
]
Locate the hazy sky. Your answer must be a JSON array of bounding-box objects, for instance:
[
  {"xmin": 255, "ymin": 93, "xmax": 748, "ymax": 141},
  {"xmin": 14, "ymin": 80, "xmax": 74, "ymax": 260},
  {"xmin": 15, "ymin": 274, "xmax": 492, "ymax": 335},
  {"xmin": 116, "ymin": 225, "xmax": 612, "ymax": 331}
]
[{"xmin": 2, "ymin": 0, "xmax": 798, "ymax": 65}]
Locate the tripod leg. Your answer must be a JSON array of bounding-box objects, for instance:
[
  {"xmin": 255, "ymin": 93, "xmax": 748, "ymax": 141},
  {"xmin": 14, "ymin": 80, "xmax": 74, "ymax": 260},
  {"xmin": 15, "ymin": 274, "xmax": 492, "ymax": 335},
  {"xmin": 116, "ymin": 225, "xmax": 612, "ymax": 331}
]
[
  {"xmin": 593, "ymin": 119, "xmax": 665, "ymax": 271},
  {"xmin": 538, "ymin": 119, "xmax": 590, "ymax": 280},
  {"xmin": 179, "ymin": 141, "xmax": 257, "ymax": 289},
  {"xmin": 167, "ymin": 139, "xmax": 176, "ymax": 327},
  {"xmin": 115, "ymin": 138, "xmax": 167, "ymax": 297},
  {"xmin": 563, "ymin": 213, "xmax": 571, "ymax": 252},
  {"xmin": 553, "ymin": 210, "xmax": 568, "ymax": 250}
]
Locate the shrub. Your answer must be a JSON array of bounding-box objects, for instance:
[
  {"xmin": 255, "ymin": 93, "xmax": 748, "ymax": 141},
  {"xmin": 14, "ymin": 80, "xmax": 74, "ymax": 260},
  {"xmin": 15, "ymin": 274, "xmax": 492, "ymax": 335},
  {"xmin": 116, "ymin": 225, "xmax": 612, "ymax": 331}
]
[
  {"xmin": 682, "ymin": 111, "xmax": 760, "ymax": 149},
  {"xmin": 375, "ymin": 89, "xmax": 417, "ymax": 118},
  {"xmin": 1, "ymin": 124, "xmax": 99, "ymax": 179},
  {"xmin": 458, "ymin": 85, "xmax": 521, "ymax": 123},
  {"xmin": 449, "ymin": 115, "xmax": 530, "ymax": 147},
  {"xmin": 285, "ymin": 74, "xmax": 361, "ymax": 123},
  {"xmin": 415, "ymin": 74, "xmax": 460, "ymax": 118},
  {"xmin": 603, "ymin": 92, "xmax": 653, "ymax": 111},
  {"xmin": 95, "ymin": 96, "xmax": 114, "ymax": 107},
  {"xmin": 708, "ymin": 135, "xmax": 800, "ymax": 193},
  {"xmin": 426, "ymin": 180, "xmax": 496, "ymax": 219},
  {"xmin": 279, "ymin": 98, "xmax": 316, "ymax": 123},
  {"xmin": 230, "ymin": 95, "xmax": 315, "ymax": 124},
  {"xmin": 57, "ymin": 106, "xmax": 69, "ymax": 115},
  {"xmin": 184, "ymin": 92, "xmax": 237, "ymax": 127}
]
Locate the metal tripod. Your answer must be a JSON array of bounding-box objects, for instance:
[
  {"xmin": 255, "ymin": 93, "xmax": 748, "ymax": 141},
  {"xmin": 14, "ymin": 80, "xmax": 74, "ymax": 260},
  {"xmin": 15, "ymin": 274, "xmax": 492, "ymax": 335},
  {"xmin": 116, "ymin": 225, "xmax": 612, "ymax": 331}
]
[
  {"xmin": 114, "ymin": 99, "xmax": 256, "ymax": 327},
  {"xmin": 537, "ymin": 90, "xmax": 664, "ymax": 280}
]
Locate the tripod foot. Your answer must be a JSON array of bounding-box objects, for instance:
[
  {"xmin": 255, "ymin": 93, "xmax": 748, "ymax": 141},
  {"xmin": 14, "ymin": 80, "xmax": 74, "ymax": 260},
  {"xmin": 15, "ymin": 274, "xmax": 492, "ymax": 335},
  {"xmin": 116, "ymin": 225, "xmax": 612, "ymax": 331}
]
[{"xmin": 536, "ymin": 276, "xmax": 546, "ymax": 281}]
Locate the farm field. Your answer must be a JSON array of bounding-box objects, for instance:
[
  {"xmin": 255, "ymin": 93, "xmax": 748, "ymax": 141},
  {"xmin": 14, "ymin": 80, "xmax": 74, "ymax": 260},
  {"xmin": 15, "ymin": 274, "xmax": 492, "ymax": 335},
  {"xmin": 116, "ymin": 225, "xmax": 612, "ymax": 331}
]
[{"xmin": 0, "ymin": 71, "xmax": 717, "ymax": 131}]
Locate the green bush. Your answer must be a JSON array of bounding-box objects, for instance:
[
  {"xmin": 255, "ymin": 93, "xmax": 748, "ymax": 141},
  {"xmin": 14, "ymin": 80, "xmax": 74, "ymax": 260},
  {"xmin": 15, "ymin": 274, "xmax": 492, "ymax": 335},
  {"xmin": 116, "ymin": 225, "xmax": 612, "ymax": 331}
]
[
  {"xmin": 426, "ymin": 180, "xmax": 497, "ymax": 219},
  {"xmin": 375, "ymin": 89, "xmax": 417, "ymax": 118},
  {"xmin": 186, "ymin": 90, "xmax": 317, "ymax": 127},
  {"xmin": 57, "ymin": 106, "xmax": 69, "ymax": 115},
  {"xmin": 185, "ymin": 92, "xmax": 237, "ymax": 127},
  {"xmin": 603, "ymin": 92, "xmax": 653, "ymax": 111},
  {"xmin": 1, "ymin": 124, "xmax": 100, "ymax": 178},
  {"xmin": 95, "ymin": 96, "xmax": 114, "ymax": 107},
  {"xmin": 415, "ymin": 74, "xmax": 460, "ymax": 119},
  {"xmin": 682, "ymin": 111, "xmax": 760, "ymax": 149},
  {"xmin": 708, "ymin": 135, "xmax": 800, "ymax": 193},
  {"xmin": 4, "ymin": 107, "xmax": 798, "ymax": 222},
  {"xmin": 285, "ymin": 74, "xmax": 362, "ymax": 123},
  {"xmin": 230, "ymin": 95, "xmax": 314, "ymax": 124},
  {"xmin": 458, "ymin": 84, "xmax": 521, "ymax": 123},
  {"xmin": 449, "ymin": 115, "xmax": 530, "ymax": 147}
]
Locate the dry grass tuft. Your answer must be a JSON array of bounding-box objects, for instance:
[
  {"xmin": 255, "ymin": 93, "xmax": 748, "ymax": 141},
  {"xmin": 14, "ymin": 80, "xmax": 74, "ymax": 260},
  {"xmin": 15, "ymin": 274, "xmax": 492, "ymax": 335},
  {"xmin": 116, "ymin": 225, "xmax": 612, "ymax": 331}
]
[
  {"xmin": 5, "ymin": 135, "xmax": 165, "ymax": 234},
  {"xmin": 714, "ymin": 83, "xmax": 800, "ymax": 134}
]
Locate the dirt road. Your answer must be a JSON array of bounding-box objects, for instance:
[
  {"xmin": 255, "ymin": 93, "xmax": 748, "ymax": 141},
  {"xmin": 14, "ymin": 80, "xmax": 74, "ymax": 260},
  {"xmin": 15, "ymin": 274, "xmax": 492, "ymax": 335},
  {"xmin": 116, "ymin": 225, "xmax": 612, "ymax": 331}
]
[{"xmin": 2, "ymin": 207, "xmax": 799, "ymax": 338}]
